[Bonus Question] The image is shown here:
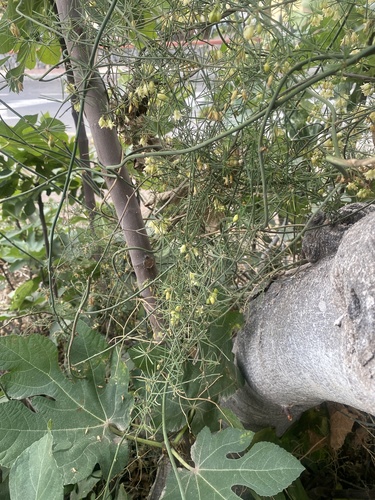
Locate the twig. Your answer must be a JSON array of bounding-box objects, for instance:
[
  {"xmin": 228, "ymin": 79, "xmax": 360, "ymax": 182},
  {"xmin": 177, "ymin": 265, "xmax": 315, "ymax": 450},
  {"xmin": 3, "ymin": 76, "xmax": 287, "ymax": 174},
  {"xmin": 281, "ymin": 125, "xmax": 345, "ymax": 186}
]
[
  {"xmin": 326, "ymin": 155, "xmax": 375, "ymax": 169},
  {"xmin": 37, "ymin": 194, "xmax": 58, "ymax": 298},
  {"xmin": 0, "ymin": 260, "xmax": 14, "ymax": 291}
]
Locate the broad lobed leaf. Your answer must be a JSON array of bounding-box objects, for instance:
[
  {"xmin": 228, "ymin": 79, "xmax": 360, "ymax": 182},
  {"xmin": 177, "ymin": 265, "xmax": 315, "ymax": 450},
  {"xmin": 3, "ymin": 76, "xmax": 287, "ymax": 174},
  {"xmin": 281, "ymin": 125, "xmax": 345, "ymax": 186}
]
[
  {"xmin": 0, "ymin": 321, "xmax": 133, "ymax": 484},
  {"xmin": 162, "ymin": 427, "xmax": 304, "ymax": 499},
  {"xmin": 9, "ymin": 433, "xmax": 63, "ymax": 500}
]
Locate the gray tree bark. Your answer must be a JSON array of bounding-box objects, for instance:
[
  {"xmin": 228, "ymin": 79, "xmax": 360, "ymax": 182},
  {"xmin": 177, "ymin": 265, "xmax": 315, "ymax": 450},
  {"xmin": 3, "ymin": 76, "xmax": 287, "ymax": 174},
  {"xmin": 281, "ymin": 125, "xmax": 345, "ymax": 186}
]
[
  {"xmin": 55, "ymin": 0, "xmax": 161, "ymax": 335},
  {"xmin": 225, "ymin": 205, "xmax": 375, "ymax": 434}
]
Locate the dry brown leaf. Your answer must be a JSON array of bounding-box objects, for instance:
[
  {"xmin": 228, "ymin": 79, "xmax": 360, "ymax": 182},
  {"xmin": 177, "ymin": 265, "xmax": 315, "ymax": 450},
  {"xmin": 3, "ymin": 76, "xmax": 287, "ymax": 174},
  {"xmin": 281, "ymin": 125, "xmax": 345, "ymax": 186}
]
[{"xmin": 328, "ymin": 403, "xmax": 358, "ymax": 451}]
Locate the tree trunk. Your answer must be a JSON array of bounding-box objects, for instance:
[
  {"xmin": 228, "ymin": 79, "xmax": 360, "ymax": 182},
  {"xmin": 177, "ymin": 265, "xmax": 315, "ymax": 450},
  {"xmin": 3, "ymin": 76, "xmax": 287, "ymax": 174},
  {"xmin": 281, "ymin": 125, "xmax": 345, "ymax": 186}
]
[
  {"xmin": 54, "ymin": 0, "xmax": 161, "ymax": 336},
  {"xmin": 52, "ymin": 0, "xmax": 97, "ymax": 215},
  {"xmin": 225, "ymin": 207, "xmax": 375, "ymax": 434}
]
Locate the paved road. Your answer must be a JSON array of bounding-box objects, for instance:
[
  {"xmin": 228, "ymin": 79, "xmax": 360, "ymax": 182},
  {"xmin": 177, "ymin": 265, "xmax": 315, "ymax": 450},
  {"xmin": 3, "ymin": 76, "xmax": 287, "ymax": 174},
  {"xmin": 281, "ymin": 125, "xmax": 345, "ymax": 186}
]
[{"xmin": 0, "ymin": 69, "xmax": 77, "ymax": 133}]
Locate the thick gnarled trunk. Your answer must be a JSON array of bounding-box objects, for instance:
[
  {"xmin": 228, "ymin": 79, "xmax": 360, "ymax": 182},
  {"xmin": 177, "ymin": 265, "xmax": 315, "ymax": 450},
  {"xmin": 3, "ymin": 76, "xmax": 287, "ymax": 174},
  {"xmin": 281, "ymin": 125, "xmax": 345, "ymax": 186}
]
[{"xmin": 225, "ymin": 208, "xmax": 375, "ymax": 434}]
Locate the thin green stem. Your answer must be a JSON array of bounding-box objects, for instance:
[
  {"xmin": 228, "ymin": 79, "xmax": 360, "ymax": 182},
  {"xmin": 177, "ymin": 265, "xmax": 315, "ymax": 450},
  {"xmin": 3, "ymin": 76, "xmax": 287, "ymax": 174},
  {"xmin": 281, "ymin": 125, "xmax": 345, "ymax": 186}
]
[
  {"xmin": 305, "ymin": 87, "xmax": 341, "ymax": 157},
  {"xmin": 171, "ymin": 448, "xmax": 194, "ymax": 471},
  {"xmin": 15, "ymin": 0, "xmax": 62, "ymax": 38},
  {"xmin": 162, "ymin": 383, "xmax": 187, "ymax": 500},
  {"xmin": 66, "ymin": 275, "xmax": 92, "ymax": 378},
  {"xmin": 108, "ymin": 424, "xmax": 194, "ymax": 472},
  {"xmin": 102, "ymin": 432, "xmax": 127, "ymax": 500},
  {"xmin": 172, "ymin": 423, "xmax": 190, "ymax": 447}
]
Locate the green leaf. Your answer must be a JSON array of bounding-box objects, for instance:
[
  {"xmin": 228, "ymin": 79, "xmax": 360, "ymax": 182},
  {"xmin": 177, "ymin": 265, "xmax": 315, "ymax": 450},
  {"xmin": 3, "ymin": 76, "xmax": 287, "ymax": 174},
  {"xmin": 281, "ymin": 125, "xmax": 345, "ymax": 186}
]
[
  {"xmin": 68, "ymin": 470, "xmax": 102, "ymax": 500},
  {"xmin": 204, "ymin": 310, "xmax": 244, "ymax": 399},
  {"xmin": 17, "ymin": 40, "xmax": 36, "ymax": 70},
  {"xmin": 5, "ymin": 66, "xmax": 25, "ymax": 93},
  {"xmin": 115, "ymin": 483, "xmax": 130, "ymax": 499},
  {"xmin": 0, "ymin": 169, "xmax": 18, "ymax": 198},
  {"xmin": 23, "ymin": 198, "xmax": 36, "ymax": 217},
  {"xmin": 9, "ymin": 277, "xmax": 40, "ymax": 310},
  {"xmin": 218, "ymin": 407, "xmax": 245, "ymax": 430},
  {"xmin": 0, "ymin": 467, "xmax": 10, "ymax": 500},
  {"xmin": 0, "ymin": 322, "xmax": 133, "ymax": 485},
  {"xmin": 162, "ymin": 427, "xmax": 304, "ymax": 499},
  {"xmin": 0, "ymin": 56, "xmax": 10, "ymax": 66},
  {"xmin": 0, "ymin": 25, "xmax": 16, "ymax": 54},
  {"xmin": 37, "ymin": 36, "xmax": 61, "ymax": 65},
  {"xmin": 9, "ymin": 433, "xmax": 64, "ymax": 500}
]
